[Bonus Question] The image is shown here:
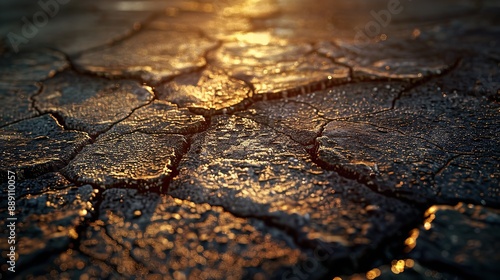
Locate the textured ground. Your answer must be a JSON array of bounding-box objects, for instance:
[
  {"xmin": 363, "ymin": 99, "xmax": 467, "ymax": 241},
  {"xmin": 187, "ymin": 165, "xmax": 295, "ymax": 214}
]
[{"xmin": 1, "ymin": 0, "xmax": 499, "ymax": 279}]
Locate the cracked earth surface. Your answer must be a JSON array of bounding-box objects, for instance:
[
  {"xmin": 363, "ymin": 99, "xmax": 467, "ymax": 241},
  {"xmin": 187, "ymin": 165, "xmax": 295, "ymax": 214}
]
[{"xmin": 1, "ymin": 0, "xmax": 499, "ymax": 279}]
